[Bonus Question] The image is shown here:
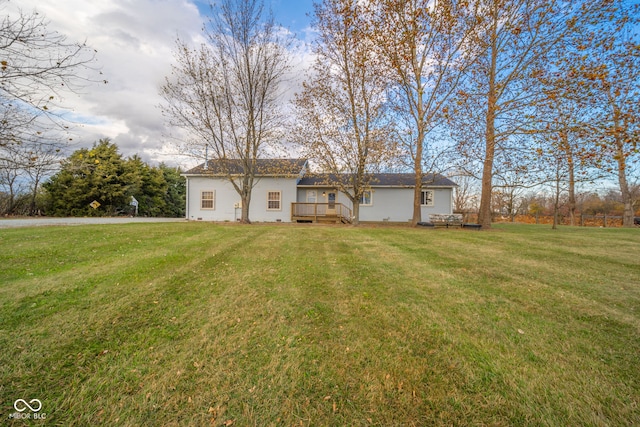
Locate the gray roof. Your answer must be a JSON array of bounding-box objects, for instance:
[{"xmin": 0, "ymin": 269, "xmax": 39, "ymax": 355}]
[
  {"xmin": 298, "ymin": 173, "xmax": 457, "ymax": 188},
  {"xmin": 183, "ymin": 158, "xmax": 307, "ymax": 176},
  {"xmin": 183, "ymin": 159, "xmax": 456, "ymax": 188}
]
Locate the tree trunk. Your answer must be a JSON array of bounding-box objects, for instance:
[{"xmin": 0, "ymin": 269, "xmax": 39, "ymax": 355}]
[
  {"xmin": 478, "ymin": 110, "xmax": 496, "ymax": 229},
  {"xmin": 412, "ymin": 170, "xmax": 422, "ymax": 226},
  {"xmin": 509, "ymin": 192, "xmax": 516, "ymax": 222},
  {"xmin": 567, "ymin": 152, "xmax": 576, "ymax": 226},
  {"xmin": 613, "ymin": 110, "xmax": 634, "ymax": 228},
  {"xmin": 29, "ymin": 176, "xmax": 41, "ymax": 216},
  {"xmin": 562, "ymin": 132, "xmax": 576, "ymax": 226},
  {"xmin": 6, "ymin": 175, "xmax": 17, "ymax": 215},
  {"xmin": 552, "ymin": 167, "xmax": 560, "ymax": 230},
  {"xmin": 478, "ymin": 9, "xmax": 498, "ymax": 229},
  {"xmin": 240, "ymin": 196, "xmax": 251, "ymax": 223},
  {"xmin": 411, "ymin": 117, "xmax": 424, "ymax": 226},
  {"xmin": 352, "ymin": 200, "xmax": 360, "ymax": 225},
  {"xmin": 617, "ymin": 148, "xmax": 634, "ymax": 228},
  {"xmin": 411, "ymin": 93, "xmax": 425, "ymax": 227}
]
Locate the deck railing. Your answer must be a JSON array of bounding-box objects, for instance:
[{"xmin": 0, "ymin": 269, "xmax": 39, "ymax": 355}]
[{"xmin": 291, "ymin": 203, "xmax": 352, "ymax": 223}]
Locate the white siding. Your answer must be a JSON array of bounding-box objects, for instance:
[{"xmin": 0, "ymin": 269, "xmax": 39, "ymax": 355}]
[
  {"xmin": 295, "ymin": 186, "xmax": 453, "ymax": 222},
  {"xmin": 186, "ymin": 176, "xmax": 298, "ymax": 222},
  {"xmin": 359, "ymin": 188, "xmax": 453, "ymax": 221}
]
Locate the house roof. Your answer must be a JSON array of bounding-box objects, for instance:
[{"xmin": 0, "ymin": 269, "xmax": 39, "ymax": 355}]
[
  {"xmin": 183, "ymin": 158, "xmax": 308, "ymax": 176},
  {"xmin": 182, "ymin": 158, "xmax": 457, "ymax": 188},
  {"xmin": 298, "ymin": 173, "xmax": 457, "ymax": 188}
]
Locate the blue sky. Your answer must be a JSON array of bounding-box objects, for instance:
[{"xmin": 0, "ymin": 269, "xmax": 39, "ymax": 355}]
[
  {"xmin": 272, "ymin": 0, "xmax": 315, "ymax": 31},
  {"xmin": 192, "ymin": 0, "xmax": 315, "ymax": 33}
]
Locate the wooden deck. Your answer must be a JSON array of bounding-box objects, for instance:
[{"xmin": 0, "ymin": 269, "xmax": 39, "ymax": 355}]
[{"xmin": 291, "ymin": 203, "xmax": 352, "ymax": 224}]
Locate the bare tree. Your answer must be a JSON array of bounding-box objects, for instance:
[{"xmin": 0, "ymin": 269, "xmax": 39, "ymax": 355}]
[
  {"xmin": 23, "ymin": 140, "xmax": 61, "ymax": 215},
  {"xmin": 0, "ymin": 1, "xmax": 100, "ymax": 214},
  {"xmin": 532, "ymin": 105, "xmax": 603, "ymax": 227},
  {"xmin": 585, "ymin": 3, "xmax": 640, "ymax": 228},
  {"xmin": 0, "ymin": 1, "xmax": 98, "ymax": 128},
  {"xmin": 451, "ymin": 171, "xmax": 480, "ymax": 217},
  {"xmin": 294, "ymin": 0, "xmax": 393, "ymax": 225},
  {"xmin": 454, "ymin": 0, "xmax": 597, "ymax": 229},
  {"xmin": 0, "ymin": 145, "xmax": 24, "ymax": 214},
  {"xmin": 161, "ymin": 0, "xmax": 290, "ymax": 223},
  {"xmin": 526, "ymin": 0, "xmax": 639, "ymax": 227},
  {"xmin": 363, "ymin": 0, "xmax": 482, "ymax": 226}
]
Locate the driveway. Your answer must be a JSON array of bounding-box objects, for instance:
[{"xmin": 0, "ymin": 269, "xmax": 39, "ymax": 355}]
[{"xmin": 0, "ymin": 217, "xmax": 187, "ymax": 229}]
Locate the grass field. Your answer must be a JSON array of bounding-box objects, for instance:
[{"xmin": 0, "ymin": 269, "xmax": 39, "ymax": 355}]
[{"xmin": 1, "ymin": 222, "xmax": 639, "ymax": 426}]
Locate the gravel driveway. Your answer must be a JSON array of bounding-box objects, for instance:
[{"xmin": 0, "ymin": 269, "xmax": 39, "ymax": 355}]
[{"xmin": 0, "ymin": 217, "xmax": 187, "ymax": 229}]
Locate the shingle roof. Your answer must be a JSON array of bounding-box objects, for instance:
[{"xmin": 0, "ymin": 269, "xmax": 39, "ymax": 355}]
[
  {"xmin": 298, "ymin": 173, "xmax": 457, "ymax": 188},
  {"xmin": 183, "ymin": 159, "xmax": 308, "ymax": 176},
  {"xmin": 183, "ymin": 158, "xmax": 457, "ymax": 187}
]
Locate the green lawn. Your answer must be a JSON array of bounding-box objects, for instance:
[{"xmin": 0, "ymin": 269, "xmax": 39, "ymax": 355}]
[{"xmin": 1, "ymin": 223, "xmax": 639, "ymax": 426}]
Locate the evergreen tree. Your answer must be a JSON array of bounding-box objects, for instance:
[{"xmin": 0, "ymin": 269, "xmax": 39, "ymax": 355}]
[
  {"xmin": 124, "ymin": 155, "xmax": 167, "ymax": 217},
  {"xmin": 44, "ymin": 139, "xmax": 130, "ymax": 216},
  {"xmin": 43, "ymin": 140, "xmax": 186, "ymax": 217},
  {"xmin": 159, "ymin": 164, "xmax": 186, "ymax": 218}
]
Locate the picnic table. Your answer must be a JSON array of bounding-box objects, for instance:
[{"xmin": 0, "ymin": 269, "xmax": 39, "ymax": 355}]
[{"xmin": 428, "ymin": 213, "xmax": 464, "ymax": 228}]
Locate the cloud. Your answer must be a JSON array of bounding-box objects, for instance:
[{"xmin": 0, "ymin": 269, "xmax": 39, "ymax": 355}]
[
  {"xmin": 7, "ymin": 0, "xmax": 204, "ymax": 165},
  {"xmin": 6, "ymin": 0, "xmax": 314, "ymax": 167}
]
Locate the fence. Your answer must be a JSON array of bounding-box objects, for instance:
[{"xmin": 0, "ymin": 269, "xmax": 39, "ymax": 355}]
[{"xmin": 460, "ymin": 213, "xmax": 630, "ymax": 227}]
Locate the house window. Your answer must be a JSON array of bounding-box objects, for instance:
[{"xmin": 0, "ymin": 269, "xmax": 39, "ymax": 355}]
[
  {"xmin": 307, "ymin": 190, "xmax": 317, "ymax": 203},
  {"xmin": 201, "ymin": 191, "xmax": 215, "ymax": 209},
  {"xmin": 421, "ymin": 190, "xmax": 434, "ymax": 206},
  {"xmin": 360, "ymin": 190, "xmax": 373, "ymax": 206},
  {"xmin": 267, "ymin": 191, "xmax": 281, "ymax": 210}
]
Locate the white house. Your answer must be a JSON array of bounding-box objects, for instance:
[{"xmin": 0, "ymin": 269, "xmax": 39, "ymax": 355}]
[{"xmin": 182, "ymin": 159, "xmax": 458, "ymax": 223}]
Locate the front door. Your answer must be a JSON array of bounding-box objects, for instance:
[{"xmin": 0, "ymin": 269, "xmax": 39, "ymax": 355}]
[{"xmin": 327, "ymin": 192, "xmax": 336, "ymax": 209}]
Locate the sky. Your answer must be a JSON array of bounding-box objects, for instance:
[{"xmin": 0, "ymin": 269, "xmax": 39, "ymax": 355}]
[{"xmin": 5, "ymin": 0, "xmax": 316, "ymax": 168}]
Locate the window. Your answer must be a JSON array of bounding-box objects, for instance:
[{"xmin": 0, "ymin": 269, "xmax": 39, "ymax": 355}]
[
  {"xmin": 421, "ymin": 190, "xmax": 434, "ymax": 206},
  {"xmin": 201, "ymin": 191, "xmax": 215, "ymax": 209},
  {"xmin": 360, "ymin": 190, "xmax": 373, "ymax": 206},
  {"xmin": 267, "ymin": 191, "xmax": 281, "ymax": 210},
  {"xmin": 306, "ymin": 190, "xmax": 317, "ymax": 203}
]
